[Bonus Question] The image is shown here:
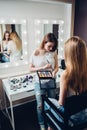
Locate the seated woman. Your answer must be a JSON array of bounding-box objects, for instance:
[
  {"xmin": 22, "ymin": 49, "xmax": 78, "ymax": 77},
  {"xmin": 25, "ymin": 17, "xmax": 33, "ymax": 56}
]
[{"xmin": 48, "ymin": 36, "xmax": 87, "ymax": 130}]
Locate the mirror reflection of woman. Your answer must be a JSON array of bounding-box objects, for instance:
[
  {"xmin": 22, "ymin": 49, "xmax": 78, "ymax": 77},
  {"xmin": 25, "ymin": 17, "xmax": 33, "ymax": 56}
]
[
  {"xmin": 7, "ymin": 31, "xmax": 22, "ymax": 62},
  {"xmin": 0, "ymin": 31, "xmax": 10, "ymax": 62}
]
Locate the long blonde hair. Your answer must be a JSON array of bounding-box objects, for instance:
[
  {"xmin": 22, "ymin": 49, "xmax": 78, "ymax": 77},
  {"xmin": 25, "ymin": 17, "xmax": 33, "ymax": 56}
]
[
  {"xmin": 64, "ymin": 36, "xmax": 87, "ymax": 94},
  {"xmin": 10, "ymin": 31, "xmax": 22, "ymax": 50}
]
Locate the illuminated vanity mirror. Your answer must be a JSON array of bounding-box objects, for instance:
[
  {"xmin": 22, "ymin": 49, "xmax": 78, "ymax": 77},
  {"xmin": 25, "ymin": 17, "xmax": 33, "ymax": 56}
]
[
  {"xmin": 44, "ymin": 24, "xmax": 59, "ymax": 40},
  {"xmin": 34, "ymin": 19, "xmax": 64, "ymax": 61},
  {"xmin": 0, "ymin": 19, "xmax": 28, "ymax": 68}
]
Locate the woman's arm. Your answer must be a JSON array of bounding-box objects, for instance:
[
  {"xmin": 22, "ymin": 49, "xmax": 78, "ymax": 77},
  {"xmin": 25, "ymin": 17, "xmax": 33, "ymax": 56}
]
[
  {"xmin": 58, "ymin": 71, "xmax": 68, "ymax": 106},
  {"xmin": 29, "ymin": 63, "xmax": 43, "ymax": 72},
  {"xmin": 29, "ymin": 63, "xmax": 52, "ymax": 72},
  {"xmin": 52, "ymin": 51, "xmax": 58, "ymax": 77}
]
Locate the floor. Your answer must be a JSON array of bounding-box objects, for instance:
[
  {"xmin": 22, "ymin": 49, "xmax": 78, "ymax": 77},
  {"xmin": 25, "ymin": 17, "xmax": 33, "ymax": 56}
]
[
  {"xmin": 0, "ymin": 99, "xmax": 87, "ymax": 130},
  {"xmin": 0, "ymin": 100, "xmax": 40, "ymax": 130}
]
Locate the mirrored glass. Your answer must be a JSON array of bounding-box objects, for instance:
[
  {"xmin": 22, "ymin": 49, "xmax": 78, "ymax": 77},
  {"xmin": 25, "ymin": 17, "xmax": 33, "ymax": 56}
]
[{"xmin": 0, "ymin": 19, "xmax": 28, "ymax": 68}]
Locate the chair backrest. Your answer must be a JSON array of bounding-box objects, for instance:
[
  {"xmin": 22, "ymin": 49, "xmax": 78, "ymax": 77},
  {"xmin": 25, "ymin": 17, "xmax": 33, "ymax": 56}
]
[
  {"xmin": 42, "ymin": 92, "xmax": 87, "ymax": 130},
  {"xmin": 65, "ymin": 92, "xmax": 87, "ymax": 117},
  {"xmin": 61, "ymin": 59, "xmax": 66, "ymax": 70}
]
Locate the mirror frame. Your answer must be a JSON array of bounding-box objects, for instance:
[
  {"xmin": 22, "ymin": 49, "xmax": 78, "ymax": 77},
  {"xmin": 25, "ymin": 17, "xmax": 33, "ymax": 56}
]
[
  {"xmin": 34, "ymin": 19, "xmax": 64, "ymax": 62},
  {"xmin": 0, "ymin": 18, "xmax": 28, "ymax": 68}
]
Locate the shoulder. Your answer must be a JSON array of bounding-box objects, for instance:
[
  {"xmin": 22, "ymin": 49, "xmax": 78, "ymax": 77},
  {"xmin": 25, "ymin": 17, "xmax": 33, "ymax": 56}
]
[
  {"xmin": 60, "ymin": 70, "xmax": 67, "ymax": 82},
  {"xmin": 60, "ymin": 70, "xmax": 68, "ymax": 93},
  {"xmin": 33, "ymin": 48, "xmax": 45, "ymax": 56},
  {"xmin": 52, "ymin": 50, "xmax": 57, "ymax": 56},
  {"xmin": 33, "ymin": 48, "xmax": 40, "ymax": 56}
]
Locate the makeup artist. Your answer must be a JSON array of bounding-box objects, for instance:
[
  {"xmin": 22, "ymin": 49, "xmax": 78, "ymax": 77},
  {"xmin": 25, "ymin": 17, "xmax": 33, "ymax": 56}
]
[{"xmin": 29, "ymin": 33, "xmax": 58, "ymax": 130}]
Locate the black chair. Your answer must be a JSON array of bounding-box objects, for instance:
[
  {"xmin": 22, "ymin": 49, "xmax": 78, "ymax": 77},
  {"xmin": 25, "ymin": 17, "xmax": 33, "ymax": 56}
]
[
  {"xmin": 42, "ymin": 92, "xmax": 87, "ymax": 130},
  {"xmin": 58, "ymin": 59, "xmax": 65, "ymax": 70},
  {"xmin": 61, "ymin": 59, "xmax": 66, "ymax": 70}
]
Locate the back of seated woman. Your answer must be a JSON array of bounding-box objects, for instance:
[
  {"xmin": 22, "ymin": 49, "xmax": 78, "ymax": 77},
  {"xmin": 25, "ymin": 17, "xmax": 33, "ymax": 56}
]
[
  {"xmin": 59, "ymin": 36, "xmax": 87, "ymax": 105},
  {"xmin": 48, "ymin": 36, "xmax": 87, "ymax": 130}
]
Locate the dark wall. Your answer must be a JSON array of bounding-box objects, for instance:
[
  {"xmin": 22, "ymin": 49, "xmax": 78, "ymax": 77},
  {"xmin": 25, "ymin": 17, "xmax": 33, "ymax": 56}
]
[{"xmin": 74, "ymin": 0, "xmax": 87, "ymax": 44}]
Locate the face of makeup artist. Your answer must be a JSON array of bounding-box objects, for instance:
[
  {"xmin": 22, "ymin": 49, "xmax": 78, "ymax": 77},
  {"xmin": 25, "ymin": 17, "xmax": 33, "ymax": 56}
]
[{"xmin": 44, "ymin": 42, "xmax": 54, "ymax": 52}]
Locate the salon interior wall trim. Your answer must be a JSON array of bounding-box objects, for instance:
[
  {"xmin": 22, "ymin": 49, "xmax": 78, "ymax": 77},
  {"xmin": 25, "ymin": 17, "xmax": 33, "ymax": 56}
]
[{"xmin": 0, "ymin": 0, "xmax": 73, "ymax": 78}]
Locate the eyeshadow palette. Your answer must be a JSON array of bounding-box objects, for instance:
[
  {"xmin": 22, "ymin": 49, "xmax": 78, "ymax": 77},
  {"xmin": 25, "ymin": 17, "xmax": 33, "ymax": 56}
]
[
  {"xmin": 37, "ymin": 70, "xmax": 56, "ymax": 89},
  {"xmin": 37, "ymin": 71, "xmax": 53, "ymax": 79}
]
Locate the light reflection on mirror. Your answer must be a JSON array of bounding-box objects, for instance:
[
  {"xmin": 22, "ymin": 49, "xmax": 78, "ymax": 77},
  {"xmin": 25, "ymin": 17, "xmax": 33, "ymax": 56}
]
[
  {"xmin": 44, "ymin": 24, "xmax": 59, "ymax": 40},
  {"xmin": 0, "ymin": 19, "xmax": 28, "ymax": 68}
]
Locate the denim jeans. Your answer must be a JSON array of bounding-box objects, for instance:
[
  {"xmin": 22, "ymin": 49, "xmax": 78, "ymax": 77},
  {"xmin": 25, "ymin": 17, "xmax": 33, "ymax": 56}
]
[
  {"xmin": 34, "ymin": 80, "xmax": 56, "ymax": 126},
  {"xmin": 45, "ymin": 98, "xmax": 65, "ymax": 123},
  {"xmin": 70, "ymin": 109, "xmax": 87, "ymax": 125},
  {"xmin": 2, "ymin": 55, "xmax": 10, "ymax": 62}
]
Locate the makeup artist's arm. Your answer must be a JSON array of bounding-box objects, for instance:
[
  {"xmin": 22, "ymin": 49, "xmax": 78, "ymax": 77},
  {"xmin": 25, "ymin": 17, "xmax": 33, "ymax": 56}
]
[
  {"xmin": 52, "ymin": 51, "xmax": 58, "ymax": 77},
  {"xmin": 29, "ymin": 63, "xmax": 52, "ymax": 72}
]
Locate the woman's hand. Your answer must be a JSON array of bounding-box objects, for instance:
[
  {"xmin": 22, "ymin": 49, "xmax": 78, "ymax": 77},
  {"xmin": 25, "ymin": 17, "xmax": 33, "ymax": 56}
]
[
  {"xmin": 43, "ymin": 63, "xmax": 52, "ymax": 70},
  {"xmin": 52, "ymin": 71, "xmax": 56, "ymax": 77}
]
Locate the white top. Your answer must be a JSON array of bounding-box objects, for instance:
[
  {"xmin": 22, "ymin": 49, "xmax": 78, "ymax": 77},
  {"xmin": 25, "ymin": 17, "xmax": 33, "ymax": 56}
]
[
  {"xmin": 2, "ymin": 42, "xmax": 8, "ymax": 51},
  {"xmin": 8, "ymin": 40, "xmax": 22, "ymax": 62},
  {"xmin": 0, "ymin": 41, "xmax": 8, "ymax": 52},
  {"xmin": 29, "ymin": 51, "xmax": 55, "ymax": 70},
  {"xmin": 29, "ymin": 51, "xmax": 56, "ymax": 84}
]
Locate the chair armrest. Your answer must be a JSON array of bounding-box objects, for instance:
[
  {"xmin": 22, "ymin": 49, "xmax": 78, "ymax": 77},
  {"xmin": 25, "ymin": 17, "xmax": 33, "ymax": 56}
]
[
  {"xmin": 42, "ymin": 96, "xmax": 66, "ymax": 122},
  {"xmin": 42, "ymin": 94, "xmax": 87, "ymax": 130}
]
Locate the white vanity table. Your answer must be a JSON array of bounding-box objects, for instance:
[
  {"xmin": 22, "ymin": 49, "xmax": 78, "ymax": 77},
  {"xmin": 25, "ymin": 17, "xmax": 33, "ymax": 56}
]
[
  {"xmin": 2, "ymin": 69, "xmax": 62, "ymax": 130},
  {"xmin": 2, "ymin": 73, "xmax": 36, "ymax": 130}
]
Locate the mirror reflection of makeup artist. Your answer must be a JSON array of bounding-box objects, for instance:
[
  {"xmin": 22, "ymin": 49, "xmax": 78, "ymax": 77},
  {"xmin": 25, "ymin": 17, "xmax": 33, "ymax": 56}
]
[
  {"xmin": 7, "ymin": 31, "xmax": 22, "ymax": 62},
  {"xmin": 29, "ymin": 33, "xmax": 58, "ymax": 130},
  {"xmin": 0, "ymin": 31, "xmax": 10, "ymax": 62}
]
